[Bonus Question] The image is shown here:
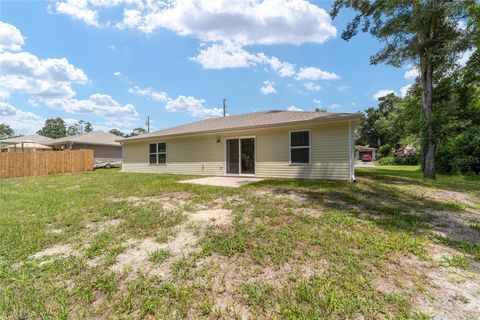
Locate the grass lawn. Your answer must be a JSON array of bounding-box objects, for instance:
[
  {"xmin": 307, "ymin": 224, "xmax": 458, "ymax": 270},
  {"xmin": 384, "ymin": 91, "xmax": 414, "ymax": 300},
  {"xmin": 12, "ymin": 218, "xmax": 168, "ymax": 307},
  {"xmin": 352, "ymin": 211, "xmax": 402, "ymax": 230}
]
[{"xmin": 1, "ymin": 166, "xmax": 479, "ymax": 319}]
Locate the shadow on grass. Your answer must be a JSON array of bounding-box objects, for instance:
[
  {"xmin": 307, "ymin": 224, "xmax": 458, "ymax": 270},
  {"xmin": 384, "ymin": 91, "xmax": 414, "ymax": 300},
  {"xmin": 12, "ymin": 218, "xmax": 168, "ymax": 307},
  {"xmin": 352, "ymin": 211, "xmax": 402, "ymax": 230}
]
[{"xmin": 249, "ymin": 174, "xmax": 480, "ymax": 260}]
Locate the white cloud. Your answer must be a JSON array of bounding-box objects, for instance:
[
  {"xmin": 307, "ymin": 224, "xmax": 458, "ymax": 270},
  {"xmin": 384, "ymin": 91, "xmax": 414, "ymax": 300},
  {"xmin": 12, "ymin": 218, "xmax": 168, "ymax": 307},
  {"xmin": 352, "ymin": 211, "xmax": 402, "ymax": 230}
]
[
  {"xmin": 303, "ymin": 82, "xmax": 321, "ymax": 91},
  {"xmin": 0, "ymin": 51, "xmax": 88, "ymax": 99},
  {"xmin": 113, "ymin": 71, "xmax": 121, "ymax": 76},
  {"xmin": 404, "ymin": 66, "xmax": 419, "ymax": 80},
  {"xmin": 128, "ymin": 86, "xmax": 168, "ymax": 102},
  {"xmin": 190, "ymin": 41, "xmax": 256, "ymax": 69},
  {"xmin": 337, "ymin": 85, "xmax": 349, "ymax": 91},
  {"xmin": 0, "ymin": 21, "xmax": 25, "ymax": 52},
  {"xmin": 258, "ymin": 53, "xmax": 296, "ymax": 77},
  {"xmin": 0, "ymin": 101, "xmax": 45, "ymax": 134},
  {"xmin": 260, "ymin": 81, "xmax": 276, "ymax": 95},
  {"xmin": 113, "ymin": 0, "xmax": 337, "ymax": 45},
  {"xmin": 400, "ymin": 84, "xmax": 413, "ymax": 98},
  {"xmin": 287, "ymin": 105, "xmax": 303, "ymax": 111},
  {"xmin": 191, "ymin": 41, "xmax": 339, "ymax": 82},
  {"xmin": 313, "ymin": 99, "xmax": 322, "ymax": 106},
  {"xmin": 44, "ymin": 93, "xmax": 138, "ymax": 124},
  {"xmin": 373, "ymin": 89, "xmax": 396, "ymax": 100},
  {"xmin": 191, "ymin": 41, "xmax": 297, "ymax": 78},
  {"xmin": 165, "ymin": 95, "xmax": 223, "ymax": 118},
  {"xmin": 295, "ymin": 67, "xmax": 340, "ymax": 81},
  {"xmin": 52, "ymin": 0, "xmax": 100, "ymax": 26}
]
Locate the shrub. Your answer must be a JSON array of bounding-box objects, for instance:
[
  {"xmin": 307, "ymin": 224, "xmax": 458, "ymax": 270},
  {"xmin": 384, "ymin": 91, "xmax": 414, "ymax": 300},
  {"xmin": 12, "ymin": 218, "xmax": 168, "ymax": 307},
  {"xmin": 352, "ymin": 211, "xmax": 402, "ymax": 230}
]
[
  {"xmin": 377, "ymin": 156, "xmax": 419, "ymax": 166},
  {"xmin": 378, "ymin": 157, "xmax": 395, "ymax": 165},
  {"xmin": 436, "ymin": 126, "xmax": 480, "ymax": 174},
  {"xmin": 379, "ymin": 144, "xmax": 393, "ymax": 157}
]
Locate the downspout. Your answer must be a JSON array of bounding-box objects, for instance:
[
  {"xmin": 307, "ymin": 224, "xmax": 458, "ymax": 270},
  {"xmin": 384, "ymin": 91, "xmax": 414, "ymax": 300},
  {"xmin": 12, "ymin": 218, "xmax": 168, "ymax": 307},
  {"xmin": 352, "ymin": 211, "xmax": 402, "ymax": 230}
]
[{"xmin": 349, "ymin": 120, "xmax": 356, "ymax": 182}]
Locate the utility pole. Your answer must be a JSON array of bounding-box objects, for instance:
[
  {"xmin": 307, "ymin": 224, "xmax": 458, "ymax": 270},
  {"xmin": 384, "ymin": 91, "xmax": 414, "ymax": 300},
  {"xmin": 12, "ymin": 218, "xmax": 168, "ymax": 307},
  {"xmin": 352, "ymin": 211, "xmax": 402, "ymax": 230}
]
[
  {"xmin": 223, "ymin": 99, "xmax": 227, "ymax": 117},
  {"xmin": 146, "ymin": 116, "xmax": 150, "ymax": 133}
]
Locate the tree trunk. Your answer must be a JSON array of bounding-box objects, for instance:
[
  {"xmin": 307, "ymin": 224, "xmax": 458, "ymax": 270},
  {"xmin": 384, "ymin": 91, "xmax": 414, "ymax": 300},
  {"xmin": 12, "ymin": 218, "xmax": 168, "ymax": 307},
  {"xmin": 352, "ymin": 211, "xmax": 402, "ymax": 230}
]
[{"xmin": 420, "ymin": 58, "xmax": 436, "ymax": 179}]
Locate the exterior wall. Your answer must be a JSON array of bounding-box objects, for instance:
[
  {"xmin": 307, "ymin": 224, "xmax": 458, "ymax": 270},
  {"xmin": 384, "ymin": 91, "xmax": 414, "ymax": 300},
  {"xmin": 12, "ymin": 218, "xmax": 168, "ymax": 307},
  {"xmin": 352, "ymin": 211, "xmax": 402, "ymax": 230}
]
[
  {"xmin": 122, "ymin": 121, "xmax": 352, "ymax": 180},
  {"xmin": 71, "ymin": 143, "xmax": 122, "ymax": 160}
]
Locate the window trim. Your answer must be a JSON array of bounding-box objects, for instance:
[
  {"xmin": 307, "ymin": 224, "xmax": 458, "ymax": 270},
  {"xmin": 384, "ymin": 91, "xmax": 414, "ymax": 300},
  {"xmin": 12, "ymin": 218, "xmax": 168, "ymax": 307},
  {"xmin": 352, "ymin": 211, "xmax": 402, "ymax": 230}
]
[
  {"xmin": 289, "ymin": 130, "xmax": 311, "ymax": 165},
  {"xmin": 149, "ymin": 142, "xmax": 167, "ymax": 165}
]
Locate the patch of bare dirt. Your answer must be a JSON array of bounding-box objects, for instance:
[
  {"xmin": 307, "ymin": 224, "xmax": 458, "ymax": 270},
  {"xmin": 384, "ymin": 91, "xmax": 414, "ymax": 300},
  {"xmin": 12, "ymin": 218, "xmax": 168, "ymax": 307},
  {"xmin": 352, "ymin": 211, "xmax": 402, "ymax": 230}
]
[
  {"xmin": 30, "ymin": 244, "xmax": 74, "ymax": 260},
  {"xmin": 189, "ymin": 209, "xmax": 233, "ymax": 226},
  {"xmin": 111, "ymin": 228, "xmax": 198, "ymax": 277},
  {"xmin": 294, "ymin": 207, "xmax": 324, "ymax": 218},
  {"xmin": 110, "ymin": 192, "xmax": 192, "ymax": 210},
  {"xmin": 252, "ymin": 188, "xmax": 309, "ymax": 203},
  {"xmin": 86, "ymin": 218, "xmax": 124, "ymax": 233},
  {"xmin": 414, "ymin": 244, "xmax": 480, "ymax": 319},
  {"xmin": 195, "ymin": 254, "xmax": 325, "ymax": 317},
  {"xmin": 424, "ymin": 189, "xmax": 477, "ymax": 206},
  {"xmin": 377, "ymin": 244, "xmax": 480, "ymax": 319},
  {"xmin": 427, "ymin": 208, "xmax": 480, "ymax": 243}
]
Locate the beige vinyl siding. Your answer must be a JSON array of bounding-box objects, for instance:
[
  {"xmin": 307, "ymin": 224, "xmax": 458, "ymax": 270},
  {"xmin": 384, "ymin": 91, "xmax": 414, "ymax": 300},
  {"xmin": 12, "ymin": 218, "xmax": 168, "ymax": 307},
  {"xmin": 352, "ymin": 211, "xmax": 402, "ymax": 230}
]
[{"xmin": 122, "ymin": 121, "xmax": 351, "ymax": 180}]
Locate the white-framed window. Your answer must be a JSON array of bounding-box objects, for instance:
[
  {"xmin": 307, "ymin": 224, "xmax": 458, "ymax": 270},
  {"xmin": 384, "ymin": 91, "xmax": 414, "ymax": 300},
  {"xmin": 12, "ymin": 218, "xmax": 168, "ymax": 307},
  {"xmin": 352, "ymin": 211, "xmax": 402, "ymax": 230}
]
[
  {"xmin": 290, "ymin": 130, "xmax": 310, "ymax": 164},
  {"xmin": 149, "ymin": 142, "xmax": 167, "ymax": 165}
]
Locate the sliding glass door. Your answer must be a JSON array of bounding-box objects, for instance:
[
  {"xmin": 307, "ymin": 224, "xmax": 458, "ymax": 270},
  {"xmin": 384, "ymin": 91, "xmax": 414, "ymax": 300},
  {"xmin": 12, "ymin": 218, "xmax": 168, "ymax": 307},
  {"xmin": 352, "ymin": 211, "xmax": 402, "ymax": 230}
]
[{"xmin": 226, "ymin": 138, "xmax": 255, "ymax": 175}]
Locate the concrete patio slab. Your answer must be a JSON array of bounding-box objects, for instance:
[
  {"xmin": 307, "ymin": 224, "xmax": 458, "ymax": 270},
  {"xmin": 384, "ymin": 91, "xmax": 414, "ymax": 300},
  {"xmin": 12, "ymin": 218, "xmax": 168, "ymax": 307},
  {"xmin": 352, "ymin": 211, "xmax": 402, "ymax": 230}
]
[{"xmin": 179, "ymin": 176, "xmax": 264, "ymax": 188}]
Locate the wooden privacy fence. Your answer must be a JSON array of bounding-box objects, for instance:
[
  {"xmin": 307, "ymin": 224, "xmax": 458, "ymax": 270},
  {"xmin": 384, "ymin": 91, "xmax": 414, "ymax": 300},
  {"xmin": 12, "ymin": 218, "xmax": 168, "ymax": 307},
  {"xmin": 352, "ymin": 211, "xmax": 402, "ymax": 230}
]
[{"xmin": 0, "ymin": 150, "xmax": 94, "ymax": 179}]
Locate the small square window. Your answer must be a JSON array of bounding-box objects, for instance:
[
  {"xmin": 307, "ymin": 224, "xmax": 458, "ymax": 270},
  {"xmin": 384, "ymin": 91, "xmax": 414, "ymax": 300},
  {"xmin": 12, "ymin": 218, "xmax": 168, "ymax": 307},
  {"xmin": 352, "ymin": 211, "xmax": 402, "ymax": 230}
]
[
  {"xmin": 291, "ymin": 131, "xmax": 309, "ymax": 147},
  {"xmin": 149, "ymin": 143, "xmax": 157, "ymax": 153},
  {"xmin": 149, "ymin": 154, "xmax": 157, "ymax": 164},
  {"xmin": 291, "ymin": 148, "xmax": 309, "ymax": 164},
  {"xmin": 157, "ymin": 153, "xmax": 166, "ymax": 164},
  {"xmin": 158, "ymin": 142, "xmax": 166, "ymax": 153}
]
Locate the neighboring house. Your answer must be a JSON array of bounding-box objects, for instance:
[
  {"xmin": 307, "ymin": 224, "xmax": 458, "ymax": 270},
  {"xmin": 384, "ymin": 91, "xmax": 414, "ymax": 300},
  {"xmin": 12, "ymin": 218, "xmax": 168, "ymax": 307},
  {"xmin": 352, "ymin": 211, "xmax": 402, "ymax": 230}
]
[
  {"xmin": 0, "ymin": 134, "xmax": 53, "ymax": 152},
  {"xmin": 44, "ymin": 131, "xmax": 122, "ymax": 162},
  {"xmin": 119, "ymin": 110, "xmax": 363, "ymax": 181},
  {"xmin": 355, "ymin": 145, "xmax": 378, "ymax": 161},
  {"xmin": 395, "ymin": 145, "xmax": 416, "ymax": 157}
]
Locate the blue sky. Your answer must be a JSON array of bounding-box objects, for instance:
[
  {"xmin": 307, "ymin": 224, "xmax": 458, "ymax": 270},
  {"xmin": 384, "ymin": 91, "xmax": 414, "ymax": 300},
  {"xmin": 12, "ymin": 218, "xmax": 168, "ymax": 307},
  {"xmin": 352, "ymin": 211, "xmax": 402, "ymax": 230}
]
[{"xmin": 0, "ymin": 0, "xmax": 416, "ymax": 135}]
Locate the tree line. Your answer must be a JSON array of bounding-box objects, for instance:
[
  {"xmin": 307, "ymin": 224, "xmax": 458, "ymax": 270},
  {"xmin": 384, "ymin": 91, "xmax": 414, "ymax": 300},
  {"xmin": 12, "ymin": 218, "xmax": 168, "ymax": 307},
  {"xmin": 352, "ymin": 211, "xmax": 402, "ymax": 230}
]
[
  {"xmin": 332, "ymin": 0, "xmax": 479, "ymax": 178},
  {"xmin": 356, "ymin": 49, "xmax": 479, "ymax": 174},
  {"xmin": 0, "ymin": 118, "xmax": 148, "ymax": 140}
]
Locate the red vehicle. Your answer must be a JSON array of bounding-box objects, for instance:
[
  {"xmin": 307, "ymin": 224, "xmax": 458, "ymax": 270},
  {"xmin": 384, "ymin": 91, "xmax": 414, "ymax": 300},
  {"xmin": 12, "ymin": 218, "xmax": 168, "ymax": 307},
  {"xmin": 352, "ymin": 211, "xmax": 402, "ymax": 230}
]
[{"xmin": 362, "ymin": 154, "xmax": 372, "ymax": 162}]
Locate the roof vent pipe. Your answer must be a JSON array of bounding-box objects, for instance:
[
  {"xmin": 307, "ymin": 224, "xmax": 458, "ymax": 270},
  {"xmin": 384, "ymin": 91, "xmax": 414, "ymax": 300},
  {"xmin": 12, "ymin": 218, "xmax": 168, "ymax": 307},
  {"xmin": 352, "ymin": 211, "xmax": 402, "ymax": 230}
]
[{"xmin": 223, "ymin": 98, "xmax": 227, "ymax": 117}]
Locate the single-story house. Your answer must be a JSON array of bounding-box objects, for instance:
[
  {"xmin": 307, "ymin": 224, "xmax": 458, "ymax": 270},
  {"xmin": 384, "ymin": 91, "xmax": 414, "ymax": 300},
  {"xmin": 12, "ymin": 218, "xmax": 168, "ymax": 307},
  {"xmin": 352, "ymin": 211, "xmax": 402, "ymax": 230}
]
[
  {"xmin": 395, "ymin": 145, "xmax": 416, "ymax": 157},
  {"xmin": 119, "ymin": 110, "xmax": 363, "ymax": 181},
  {"xmin": 44, "ymin": 131, "xmax": 122, "ymax": 162},
  {"xmin": 0, "ymin": 134, "xmax": 53, "ymax": 152},
  {"xmin": 355, "ymin": 145, "xmax": 378, "ymax": 161}
]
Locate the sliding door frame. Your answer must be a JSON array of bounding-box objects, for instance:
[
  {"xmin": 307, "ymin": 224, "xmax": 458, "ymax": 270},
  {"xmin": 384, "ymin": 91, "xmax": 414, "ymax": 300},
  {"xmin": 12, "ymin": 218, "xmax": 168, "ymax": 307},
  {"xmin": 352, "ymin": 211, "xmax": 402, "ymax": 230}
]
[{"xmin": 224, "ymin": 136, "xmax": 256, "ymax": 176}]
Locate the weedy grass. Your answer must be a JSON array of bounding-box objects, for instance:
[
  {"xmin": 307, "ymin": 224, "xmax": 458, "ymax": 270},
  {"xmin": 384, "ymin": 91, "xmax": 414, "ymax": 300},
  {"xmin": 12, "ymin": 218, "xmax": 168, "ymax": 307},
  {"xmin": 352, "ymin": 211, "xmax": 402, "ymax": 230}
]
[{"xmin": 0, "ymin": 166, "xmax": 478, "ymax": 319}]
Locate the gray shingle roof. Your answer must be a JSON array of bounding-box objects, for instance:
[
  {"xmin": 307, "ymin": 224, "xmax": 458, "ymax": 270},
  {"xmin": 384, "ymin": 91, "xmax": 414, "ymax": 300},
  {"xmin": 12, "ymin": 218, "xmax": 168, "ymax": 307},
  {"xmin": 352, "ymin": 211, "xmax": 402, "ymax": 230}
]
[
  {"xmin": 120, "ymin": 110, "xmax": 363, "ymax": 142},
  {"xmin": 0, "ymin": 134, "xmax": 53, "ymax": 144},
  {"xmin": 45, "ymin": 131, "xmax": 121, "ymax": 146}
]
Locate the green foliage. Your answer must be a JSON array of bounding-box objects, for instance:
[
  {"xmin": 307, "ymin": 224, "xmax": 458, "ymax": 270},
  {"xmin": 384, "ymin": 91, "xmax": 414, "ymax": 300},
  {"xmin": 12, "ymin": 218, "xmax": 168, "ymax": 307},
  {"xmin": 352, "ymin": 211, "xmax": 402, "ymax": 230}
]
[
  {"xmin": 67, "ymin": 120, "xmax": 93, "ymax": 136},
  {"xmin": 0, "ymin": 123, "xmax": 14, "ymax": 139},
  {"xmin": 109, "ymin": 129, "xmax": 125, "ymax": 137},
  {"xmin": 125, "ymin": 127, "xmax": 147, "ymax": 137},
  {"xmin": 356, "ymin": 94, "xmax": 405, "ymax": 148},
  {"xmin": 378, "ymin": 157, "xmax": 419, "ymax": 166},
  {"xmin": 379, "ymin": 144, "xmax": 393, "ymax": 157},
  {"xmin": 378, "ymin": 157, "xmax": 395, "ymax": 166},
  {"xmin": 37, "ymin": 118, "xmax": 67, "ymax": 139},
  {"xmin": 436, "ymin": 126, "xmax": 480, "ymax": 174},
  {"xmin": 332, "ymin": 0, "xmax": 478, "ymax": 179}
]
